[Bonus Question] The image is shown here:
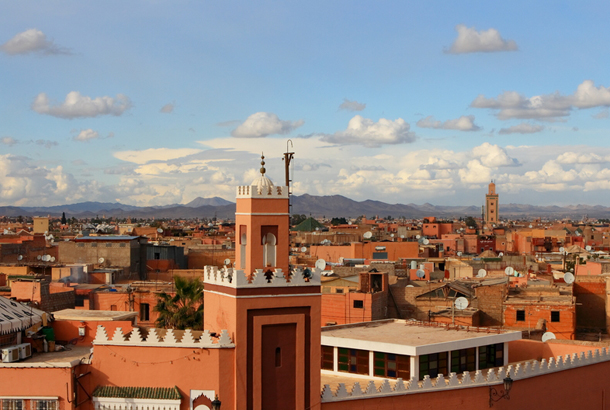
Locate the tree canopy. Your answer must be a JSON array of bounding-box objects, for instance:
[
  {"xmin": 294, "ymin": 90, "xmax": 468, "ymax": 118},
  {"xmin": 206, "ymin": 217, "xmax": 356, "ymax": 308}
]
[{"xmin": 154, "ymin": 276, "xmax": 204, "ymax": 330}]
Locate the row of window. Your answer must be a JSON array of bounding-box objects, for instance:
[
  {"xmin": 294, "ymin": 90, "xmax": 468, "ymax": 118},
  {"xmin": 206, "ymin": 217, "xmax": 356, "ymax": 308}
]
[
  {"xmin": 516, "ymin": 310, "xmax": 560, "ymax": 322},
  {"xmin": 323, "ymin": 343, "xmax": 503, "ymax": 381},
  {"xmin": 1, "ymin": 400, "xmax": 57, "ymax": 410},
  {"xmin": 76, "ymin": 243, "xmax": 127, "ymax": 248}
]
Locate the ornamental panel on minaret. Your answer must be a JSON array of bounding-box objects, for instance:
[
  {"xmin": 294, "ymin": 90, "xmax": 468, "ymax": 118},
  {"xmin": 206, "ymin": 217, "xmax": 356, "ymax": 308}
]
[{"xmin": 485, "ymin": 180, "xmax": 499, "ymax": 225}]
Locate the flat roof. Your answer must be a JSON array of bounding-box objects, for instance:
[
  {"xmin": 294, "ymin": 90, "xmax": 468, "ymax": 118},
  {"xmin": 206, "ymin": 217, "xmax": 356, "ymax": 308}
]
[
  {"xmin": 75, "ymin": 236, "xmax": 140, "ymax": 241},
  {"xmin": 53, "ymin": 309, "xmax": 138, "ymax": 321},
  {"xmin": 0, "ymin": 345, "xmax": 91, "ymax": 368},
  {"xmin": 321, "ymin": 320, "xmax": 521, "ymax": 356}
]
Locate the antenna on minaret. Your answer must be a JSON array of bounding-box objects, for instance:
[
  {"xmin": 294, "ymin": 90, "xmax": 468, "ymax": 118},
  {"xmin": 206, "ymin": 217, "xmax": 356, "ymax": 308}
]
[{"xmin": 283, "ymin": 140, "xmax": 295, "ymax": 210}]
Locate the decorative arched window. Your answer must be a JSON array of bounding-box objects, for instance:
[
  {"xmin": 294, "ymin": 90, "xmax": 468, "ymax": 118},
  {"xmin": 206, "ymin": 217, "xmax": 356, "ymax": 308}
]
[
  {"xmin": 262, "ymin": 233, "xmax": 277, "ymax": 267},
  {"xmin": 240, "ymin": 233, "xmax": 247, "ymax": 269}
]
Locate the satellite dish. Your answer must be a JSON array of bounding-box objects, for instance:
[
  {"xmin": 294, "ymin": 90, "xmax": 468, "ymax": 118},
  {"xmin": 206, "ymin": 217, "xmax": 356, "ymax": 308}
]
[
  {"xmin": 499, "ymin": 252, "xmax": 504, "ymax": 257},
  {"xmin": 529, "ymin": 224, "xmax": 533, "ymax": 228},
  {"xmin": 423, "ymin": 238, "xmax": 429, "ymax": 245},
  {"xmin": 457, "ymin": 251, "xmax": 462, "ymax": 256},
  {"xmin": 98, "ymin": 257, "xmax": 105, "ymax": 264},
  {"xmin": 391, "ymin": 233, "xmax": 395, "ymax": 238},
  {"xmin": 505, "ymin": 266, "xmax": 515, "ymax": 276},
  {"xmin": 37, "ymin": 255, "xmax": 42, "ymax": 261},
  {"xmin": 564, "ymin": 272, "xmax": 575, "ymax": 284},
  {"xmin": 454, "ymin": 297, "xmax": 469, "ymax": 310},
  {"xmin": 157, "ymin": 228, "xmax": 163, "ymax": 233},
  {"xmin": 406, "ymin": 284, "xmax": 414, "ymax": 288},
  {"xmin": 542, "ymin": 332, "xmax": 556, "ymax": 342},
  {"xmin": 315, "ymin": 259, "xmax": 326, "ymax": 270},
  {"xmin": 416, "ymin": 269, "xmax": 426, "ymax": 278},
  {"xmin": 477, "ymin": 269, "xmax": 487, "ymax": 278},
  {"xmin": 586, "ymin": 245, "xmax": 592, "ymax": 251},
  {"xmin": 416, "ymin": 235, "xmax": 421, "ymax": 239},
  {"xmin": 17, "ymin": 255, "xmax": 23, "ymax": 261},
  {"xmin": 300, "ymin": 246, "xmax": 307, "ymax": 253},
  {"xmin": 338, "ymin": 257, "xmax": 344, "ymax": 264},
  {"xmin": 363, "ymin": 232, "xmax": 373, "ymax": 239},
  {"xmin": 400, "ymin": 235, "xmax": 405, "ymax": 239},
  {"xmin": 43, "ymin": 255, "xmax": 51, "ymax": 262},
  {"xmin": 2, "ymin": 229, "xmax": 8, "ymax": 234},
  {"xmin": 50, "ymin": 257, "xmax": 55, "ymax": 263},
  {"xmin": 44, "ymin": 231, "xmax": 48, "ymax": 236},
  {"xmin": 223, "ymin": 258, "xmax": 231, "ymax": 266},
  {"xmin": 559, "ymin": 247, "xmax": 565, "ymax": 253}
]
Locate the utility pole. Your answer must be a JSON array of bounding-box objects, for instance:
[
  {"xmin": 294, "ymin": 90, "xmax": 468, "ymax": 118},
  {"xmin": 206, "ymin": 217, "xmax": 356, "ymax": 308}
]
[{"xmin": 283, "ymin": 140, "xmax": 295, "ymax": 210}]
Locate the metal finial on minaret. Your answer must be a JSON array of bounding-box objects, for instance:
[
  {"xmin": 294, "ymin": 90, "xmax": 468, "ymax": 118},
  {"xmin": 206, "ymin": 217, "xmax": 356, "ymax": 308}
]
[{"xmin": 260, "ymin": 153, "xmax": 266, "ymax": 175}]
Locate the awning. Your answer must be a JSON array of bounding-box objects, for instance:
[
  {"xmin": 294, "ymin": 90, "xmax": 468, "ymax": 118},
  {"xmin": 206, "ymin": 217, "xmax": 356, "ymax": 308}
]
[{"xmin": 0, "ymin": 296, "xmax": 46, "ymax": 335}]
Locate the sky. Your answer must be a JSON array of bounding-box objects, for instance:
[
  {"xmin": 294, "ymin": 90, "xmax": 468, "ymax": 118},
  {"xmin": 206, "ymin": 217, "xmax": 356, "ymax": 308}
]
[{"xmin": 2, "ymin": 1, "xmax": 610, "ymax": 208}]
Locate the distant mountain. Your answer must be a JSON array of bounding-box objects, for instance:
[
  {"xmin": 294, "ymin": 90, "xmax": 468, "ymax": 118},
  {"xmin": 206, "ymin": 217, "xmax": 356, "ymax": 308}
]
[
  {"xmin": 1, "ymin": 195, "xmax": 610, "ymax": 220},
  {"xmin": 184, "ymin": 197, "xmax": 234, "ymax": 207}
]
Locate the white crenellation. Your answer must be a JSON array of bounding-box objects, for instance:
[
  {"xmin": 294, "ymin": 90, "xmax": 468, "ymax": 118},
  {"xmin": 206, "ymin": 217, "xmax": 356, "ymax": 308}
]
[
  {"xmin": 236, "ymin": 184, "xmax": 288, "ymax": 199},
  {"xmin": 203, "ymin": 265, "xmax": 321, "ymax": 288},
  {"xmin": 92, "ymin": 326, "xmax": 234, "ymax": 348},
  {"xmin": 321, "ymin": 345, "xmax": 610, "ymax": 402}
]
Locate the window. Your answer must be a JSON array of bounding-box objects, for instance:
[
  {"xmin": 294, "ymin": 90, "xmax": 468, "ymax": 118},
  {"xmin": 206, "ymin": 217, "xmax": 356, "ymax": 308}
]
[
  {"xmin": 119, "ymin": 243, "xmax": 126, "ymax": 248},
  {"xmin": 353, "ymin": 300, "xmax": 364, "ymax": 309},
  {"xmin": 373, "ymin": 352, "xmax": 410, "ymax": 379},
  {"xmin": 110, "ymin": 305, "xmax": 117, "ymax": 311},
  {"xmin": 32, "ymin": 401, "xmax": 57, "ymax": 410},
  {"xmin": 77, "ymin": 243, "xmax": 85, "ymax": 248},
  {"xmin": 419, "ymin": 352, "xmax": 448, "ymax": 379},
  {"xmin": 154, "ymin": 252, "xmax": 160, "ymax": 260},
  {"xmin": 1, "ymin": 399, "xmax": 24, "ymax": 410},
  {"xmin": 321, "ymin": 346, "xmax": 334, "ymax": 370},
  {"xmin": 551, "ymin": 311, "xmax": 560, "ymax": 322},
  {"xmin": 75, "ymin": 295, "xmax": 86, "ymax": 307},
  {"xmin": 338, "ymin": 348, "xmax": 369, "ymax": 375},
  {"xmin": 479, "ymin": 343, "xmax": 504, "ymax": 369},
  {"xmin": 106, "ymin": 243, "xmax": 112, "ymax": 247},
  {"xmin": 451, "ymin": 348, "xmax": 476, "ymax": 373},
  {"xmin": 335, "ymin": 288, "xmax": 344, "ymax": 294},
  {"xmin": 516, "ymin": 310, "xmax": 525, "ymax": 321},
  {"xmin": 372, "ymin": 252, "xmax": 388, "ymax": 259},
  {"xmin": 91, "ymin": 243, "xmax": 97, "ymax": 248},
  {"xmin": 140, "ymin": 303, "xmax": 150, "ymax": 321}
]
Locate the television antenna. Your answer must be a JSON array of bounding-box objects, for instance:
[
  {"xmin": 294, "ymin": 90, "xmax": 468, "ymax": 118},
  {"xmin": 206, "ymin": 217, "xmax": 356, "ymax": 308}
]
[
  {"xmin": 564, "ymin": 272, "xmax": 575, "ymax": 284},
  {"xmin": 477, "ymin": 269, "xmax": 487, "ymax": 278},
  {"xmin": 505, "ymin": 266, "xmax": 515, "ymax": 276},
  {"xmin": 542, "ymin": 332, "xmax": 556, "ymax": 342},
  {"xmin": 315, "ymin": 259, "xmax": 326, "ymax": 270}
]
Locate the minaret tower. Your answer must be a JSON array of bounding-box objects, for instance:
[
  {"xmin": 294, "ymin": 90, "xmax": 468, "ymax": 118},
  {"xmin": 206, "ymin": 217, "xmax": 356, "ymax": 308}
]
[
  {"xmin": 485, "ymin": 180, "xmax": 499, "ymax": 226},
  {"xmin": 204, "ymin": 154, "xmax": 321, "ymax": 410}
]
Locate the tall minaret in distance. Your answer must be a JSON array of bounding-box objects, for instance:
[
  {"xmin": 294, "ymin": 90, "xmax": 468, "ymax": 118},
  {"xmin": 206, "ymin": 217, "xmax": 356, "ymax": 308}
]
[{"xmin": 485, "ymin": 180, "xmax": 499, "ymax": 225}]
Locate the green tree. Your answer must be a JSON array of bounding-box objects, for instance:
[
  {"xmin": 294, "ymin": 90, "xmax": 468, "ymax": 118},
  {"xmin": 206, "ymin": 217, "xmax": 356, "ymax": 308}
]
[
  {"xmin": 154, "ymin": 276, "xmax": 204, "ymax": 330},
  {"xmin": 291, "ymin": 214, "xmax": 307, "ymax": 226},
  {"xmin": 330, "ymin": 217, "xmax": 348, "ymax": 225},
  {"xmin": 464, "ymin": 216, "xmax": 477, "ymax": 229}
]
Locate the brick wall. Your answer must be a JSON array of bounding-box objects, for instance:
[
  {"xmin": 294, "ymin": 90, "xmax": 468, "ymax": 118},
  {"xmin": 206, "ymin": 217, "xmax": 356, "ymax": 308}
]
[
  {"xmin": 321, "ymin": 292, "xmax": 375, "ymax": 325},
  {"xmin": 573, "ymin": 276, "xmax": 606, "ymax": 330},
  {"xmin": 389, "ymin": 282, "xmax": 445, "ymax": 320},
  {"xmin": 474, "ymin": 284, "xmax": 506, "ymax": 326},
  {"xmin": 504, "ymin": 303, "xmax": 576, "ymax": 339}
]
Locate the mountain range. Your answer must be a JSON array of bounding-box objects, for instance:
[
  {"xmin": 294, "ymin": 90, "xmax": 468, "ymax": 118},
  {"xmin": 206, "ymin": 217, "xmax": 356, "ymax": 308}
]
[{"xmin": 1, "ymin": 195, "xmax": 609, "ymax": 220}]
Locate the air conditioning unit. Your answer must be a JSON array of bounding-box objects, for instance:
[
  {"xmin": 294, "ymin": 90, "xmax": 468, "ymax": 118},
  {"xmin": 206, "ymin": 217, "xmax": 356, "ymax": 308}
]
[
  {"xmin": 1, "ymin": 346, "xmax": 20, "ymax": 363},
  {"xmin": 17, "ymin": 343, "xmax": 31, "ymax": 359}
]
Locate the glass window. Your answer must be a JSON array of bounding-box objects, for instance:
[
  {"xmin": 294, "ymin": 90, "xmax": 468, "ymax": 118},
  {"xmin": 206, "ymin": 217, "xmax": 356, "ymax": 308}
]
[
  {"xmin": 321, "ymin": 346, "xmax": 334, "ymax": 370},
  {"xmin": 1, "ymin": 400, "xmax": 24, "ymax": 410},
  {"xmin": 353, "ymin": 300, "xmax": 364, "ymax": 309},
  {"xmin": 551, "ymin": 311, "xmax": 560, "ymax": 322},
  {"xmin": 451, "ymin": 348, "xmax": 476, "ymax": 373},
  {"xmin": 479, "ymin": 343, "xmax": 504, "ymax": 370},
  {"xmin": 33, "ymin": 401, "xmax": 57, "ymax": 410},
  {"xmin": 106, "ymin": 243, "xmax": 113, "ymax": 247},
  {"xmin": 140, "ymin": 303, "xmax": 150, "ymax": 321},
  {"xmin": 516, "ymin": 310, "xmax": 525, "ymax": 321},
  {"xmin": 338, "ymin": 348, "xmax": 369, "ymax": 375},
  {"xmin": 119, "ymin": 243, "xmax": 126, "ymax": 248},
  {"xmin": 373, "ymin": 351, "xmax": 410, "ymax": 379},
  {"xmin": 419, "ymin": 352, "xmax": 448, "ymax": 379}
]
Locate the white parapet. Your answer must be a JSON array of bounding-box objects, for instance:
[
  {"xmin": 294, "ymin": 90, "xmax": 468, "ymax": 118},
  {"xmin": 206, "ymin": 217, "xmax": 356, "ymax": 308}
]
[
  {"xmin": 203, "ymin": 266, "xmax": 321, "ymax": 288},
  {"xmin": 236, "ymin": 185, "xmax": 289, "ymax": 199},
  {"xmin": 93, "ymin": 325, "xmax": 235, "ymax": 348}
]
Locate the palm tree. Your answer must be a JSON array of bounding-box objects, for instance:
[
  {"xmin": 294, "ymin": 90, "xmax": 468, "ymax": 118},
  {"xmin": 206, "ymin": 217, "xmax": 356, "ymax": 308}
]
[{"xmin": 154, "ymin": 276, "xmax": 204, "ymax": 330}]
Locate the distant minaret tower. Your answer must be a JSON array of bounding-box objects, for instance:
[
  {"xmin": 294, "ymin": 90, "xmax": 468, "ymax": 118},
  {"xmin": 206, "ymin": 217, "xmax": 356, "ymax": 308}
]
[{"xmin": 485, "ymin": 180, "xmax": 499, "ymax": 225}]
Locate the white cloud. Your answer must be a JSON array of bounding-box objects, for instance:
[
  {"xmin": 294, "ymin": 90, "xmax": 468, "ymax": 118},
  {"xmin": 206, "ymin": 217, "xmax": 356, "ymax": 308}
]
[
  {"xmin": 0, "ymin": 137, "xmax": 17, "ymax": 146},
  {"xmin": 32, "ymin": 91, "xmax": 132, "ymax": 119},
  {"xmin": 593, "ymin": 109, "xmax": 609, "ymax": 119},
  {"xmin": 471, "ymin": 80, "xmax": 610, "ymax": 120},
  {"xmin": 114, "ymin": 148, "xmax": 202, "ymax": 165},
  {"xmin": 74, "ymin": 129, "xmax": 99, "ymax": 142},
  {"xmin": 231, "ymin": 112, "xmax": 304, "ymax": 138},
  {"xmin": 556, "ymin": 152, "xmax": 606, "ymax": 165},
  {"xmin": 320, "ymin": 115, "xmax": 416, "ymax": 147},
  {"xmin": 498, "ymin": 123, "xmax": 545, "ymax": 134},
  {"xmin": 0, "ymin": 29, "xmax": 71, "ymax": 55},
  {"xmin": 416, "ymin": 115, "xmax": 481, "ymax": 131},
  {"xmin": 447, "ymin": 25, "xmax": 518, "ymax": 54},
  {"xmin": 458, "ymin": 160, "xmax": 492, "ymax": 184},
  {"xmin": 160, "ymin": 103, "xmax": 174, "ymax": 113},
  {"xmin": 339, "ymin": 99, "xmax": 366, "ymax": 112},
  {"xmin": 472, "ymin": 143, "xmax": 519, "ymax": 167}
]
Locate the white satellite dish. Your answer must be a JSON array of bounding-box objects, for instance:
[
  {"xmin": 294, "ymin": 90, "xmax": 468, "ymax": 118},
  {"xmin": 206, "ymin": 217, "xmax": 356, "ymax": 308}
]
[
  {"xmin": 559, "ymin": 247, "xmax": 565, "ymax": 253},
  {"xmin": 44, "ymin": 231, "xmax": 48, "ymax": 236},
  {"xmin": 499, "ymin": 252, "xmax": 504, "ymax": 257},
  {"xmin": 157, "ymin": 228, "xmax": 163, "ymax": 233},
  {"xmin": 423, "ymin": 238, "xmax": 429, "ymax": 245},
  {"xmin": 505, "ymin": 266, "xmax": 515, "ymax": 276},
  {"xmin": 586, "ymin": 245, "xmax": 592, "ymax": 251},
  {"xmin": 477, "ymin": 269, "xmax": 487, "ymax": 278},
  {"xmin": 338, "ymin": 257, "xmax": 344, "ymax": 264},
  {"xmin": 529, "ymin": 224, "xmax": 533, "ymax": 228},
  {"xmin": 43, "ymin": 255, "xmax": 51, "ymax": 262},
  {"xmin": 2, "ymin": 229, "xmax": 8, "ymax": 235},
  {"xmin": 564, "ymin": 272, "xmax": 575, "ymax": 284},
  {"xmin": 98, "ymin": 257, "xmax": 105, "ymax": 264},
  {"xmin": 300, "ymin": 246, "xmax": 307, "ymax": 253},
  {"xmin": 363, "ymin": 231, "xmax": 373, "ymax": 239},
  {"xmin": 416, "ymin": 235, "xmax": 421, "ymax": 239},
  {"xmin": 400, "ymin": 235, "xmax": 405, "ymax": 239},
  {"xmin": 542, "ymin": 332, "xmax": 556, "ymax": 342},
  {"xmin": 406, "ymin": 284, "xmax": 414, "ymax": 287},
  {"xmin": 17, "ymin": 255, "xmax": 23, "ymax": 261},
  {"xmin": 37, "ymin": 255, "xmax": 42, "ymax": 261},
  {"xmin": 390, "ymin": 233, "xmax": 395, "ymax": 238},
  {"xmin": 315, "ymin": 259, "xmax": 326, "ymax": 270},
  {"xmin": 454, "ymin": 297, "xmax": 469, "ymax": 310},
  {"xmin": 457, "ymin": 251, "xmax": 462, "ymax": 256},
  {"xmin": 223, "ymin": 258, "xmax": 231, "ymax": 266},
  {"xmin": 416, "ymin": 269, "xmax": 426, "ymax": 278},
  {"xmin": 50, "ymin": 257, "xmax": 55, "ymax": 263}
]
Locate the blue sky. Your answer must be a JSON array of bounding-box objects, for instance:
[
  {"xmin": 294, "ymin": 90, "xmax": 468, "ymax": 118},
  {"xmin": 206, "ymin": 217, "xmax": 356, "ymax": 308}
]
[{"xmin": 2, "ymin": 1, "xmax": 610, "ymax": 207}]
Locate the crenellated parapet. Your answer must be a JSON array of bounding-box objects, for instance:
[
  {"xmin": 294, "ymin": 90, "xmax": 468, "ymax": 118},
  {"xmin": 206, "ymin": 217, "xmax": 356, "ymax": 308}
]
[
  {"xmin": 203, "ymin": 266, "xmax": 321, "ymax": 288},
  {"xmin": 321, "ymin": 346, "xmax": 610, "ymax": 402},
  {"xmin": 93, "ymin": 326, "xmax": 235, "ymax": 348},
  {"xmin": 236, "ymin": 184, "xmax": 289, "ymax": 198}
]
